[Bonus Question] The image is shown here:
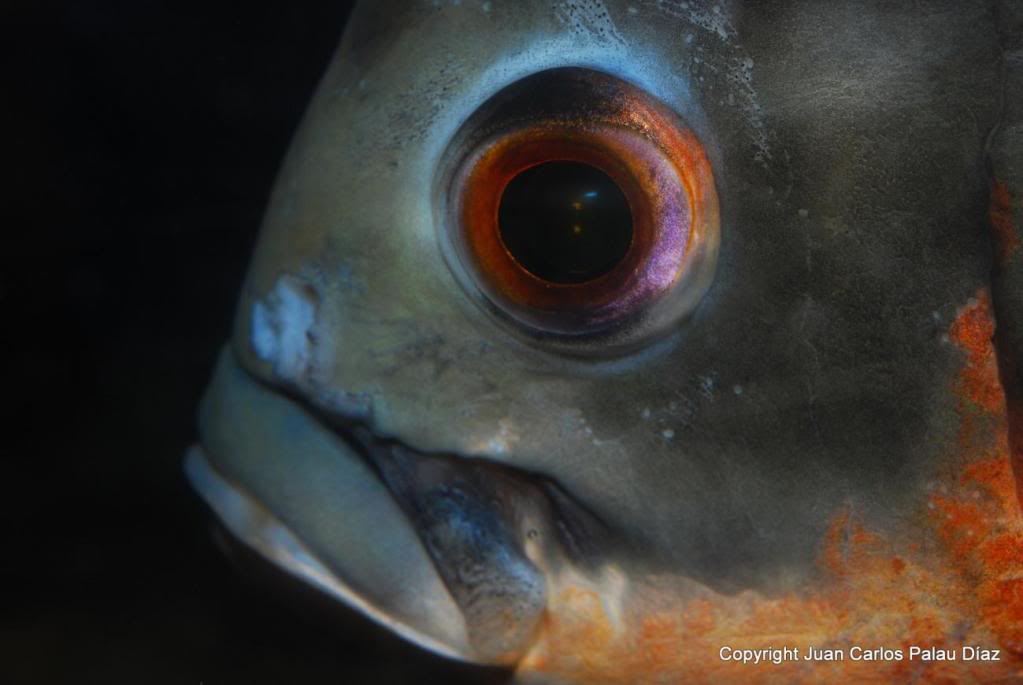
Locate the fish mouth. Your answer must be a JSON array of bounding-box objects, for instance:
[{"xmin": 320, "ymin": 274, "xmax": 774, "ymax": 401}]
[{"xmin": 187, "ymin": 347, "xmax": 607, "ymax": 665}]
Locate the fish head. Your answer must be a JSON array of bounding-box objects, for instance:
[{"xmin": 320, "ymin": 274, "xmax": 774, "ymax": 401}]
[{"xmin": 188, "ymin": 1, "xmax": 1023, "ymax": 682}]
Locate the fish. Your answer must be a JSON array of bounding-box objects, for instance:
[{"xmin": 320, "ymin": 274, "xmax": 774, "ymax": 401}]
[{"xmin": 186, "ymin": 1, "xmax": 1023, "ymax": 682}]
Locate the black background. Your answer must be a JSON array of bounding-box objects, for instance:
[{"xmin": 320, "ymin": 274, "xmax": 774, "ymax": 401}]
[{"xmin": 5, "ymin": 2, "xmax": 508, "ymax": 682}]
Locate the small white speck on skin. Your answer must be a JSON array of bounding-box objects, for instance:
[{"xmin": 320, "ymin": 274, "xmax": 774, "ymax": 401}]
[
  {"xmin": 733, "ymin": 385, "xmax": 744, "ymax": 395},
  {"xmin": 685, "ymin": 33, "xmax": 694, "ymax": 44},
  {"xmin": 972, "ymin": 490, "xmax": 981, "ymax": 499},
  {"xmin": 798, "ymin": 208, "xmax": 809, "ymax": 218},
  {"xmin": 482, "ymin": 0, "xmax": 491, "ymax": 11},
  {"xmin": 478, "ymin": 418, "xmax": 521, "ymax": 457},
  {"xmin": 927, "ymin": 501, "xmax": 936, "ymax": 510},
  {"xmin": 940, "ymin": 333, "xmax": 951, "ymax": 345},
  {"xmin": 627, "ymin": 5, "xmax": 638, "ymax": 14},
  {"xmin": 641, "ymin": 408, "xmax": 651, "ymax": 420},
  {"xmin": 523, "ymin": 522, "xmax": 545, "ymax": 565},
  {"xmin": 662, "ymin": 429, "xmax": 675, "ymax": 440},
  {"xmin": 931, "ymin": 311, "xmax": 941, "ymax": 321}
]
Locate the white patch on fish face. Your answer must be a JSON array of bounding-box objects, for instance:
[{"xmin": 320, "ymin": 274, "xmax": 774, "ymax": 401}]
[{"xmin": 251, "ymin": 276, "xmax": 319, "ymax": 384}]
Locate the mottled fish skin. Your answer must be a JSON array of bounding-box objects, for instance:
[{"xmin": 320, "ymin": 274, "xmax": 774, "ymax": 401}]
[{"xmin": 189, "ymin": 1, "xmax": 1023, "ymax": 683}]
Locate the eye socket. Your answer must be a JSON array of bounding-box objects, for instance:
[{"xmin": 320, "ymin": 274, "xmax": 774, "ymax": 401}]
[{"xmin": 438, "ymin": 68, "xmax": 719, "ymax": 354}]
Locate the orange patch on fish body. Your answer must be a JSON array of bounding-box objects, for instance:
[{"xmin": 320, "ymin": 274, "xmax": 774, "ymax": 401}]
[{"xmin": 517, "ymin": 290, "xmax": 1022, "ymax": 684}]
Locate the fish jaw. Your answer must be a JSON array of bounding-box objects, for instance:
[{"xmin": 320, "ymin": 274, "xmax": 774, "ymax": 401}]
[
  {"xmin": 187, "ymin": 349, "xmax": 476, "ymax": 661},
  {"xmin": 186, "ymin": 348, "xmax": 619, "ymax": 667}
]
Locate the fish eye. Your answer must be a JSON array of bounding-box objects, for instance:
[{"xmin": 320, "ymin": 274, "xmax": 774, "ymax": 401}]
[{"xmin": 437, "ymin": 68, "xmax": 720, "ymax": 354}]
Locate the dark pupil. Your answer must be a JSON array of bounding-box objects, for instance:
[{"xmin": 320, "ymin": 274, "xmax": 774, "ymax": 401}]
[{"xmin": 498, "ymin": 161, "xmax": 633, "ymax": 284}]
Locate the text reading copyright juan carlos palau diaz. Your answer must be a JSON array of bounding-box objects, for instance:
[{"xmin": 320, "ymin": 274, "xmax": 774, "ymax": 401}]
[{"xmin": 719, "ymin": 645, "xmax": 1001, "ymax": 665}]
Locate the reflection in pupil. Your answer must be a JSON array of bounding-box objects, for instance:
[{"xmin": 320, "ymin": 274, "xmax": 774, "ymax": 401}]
[{"xmin": 498, "ymin": 161, "xmax": 633, "ymax": 284}]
